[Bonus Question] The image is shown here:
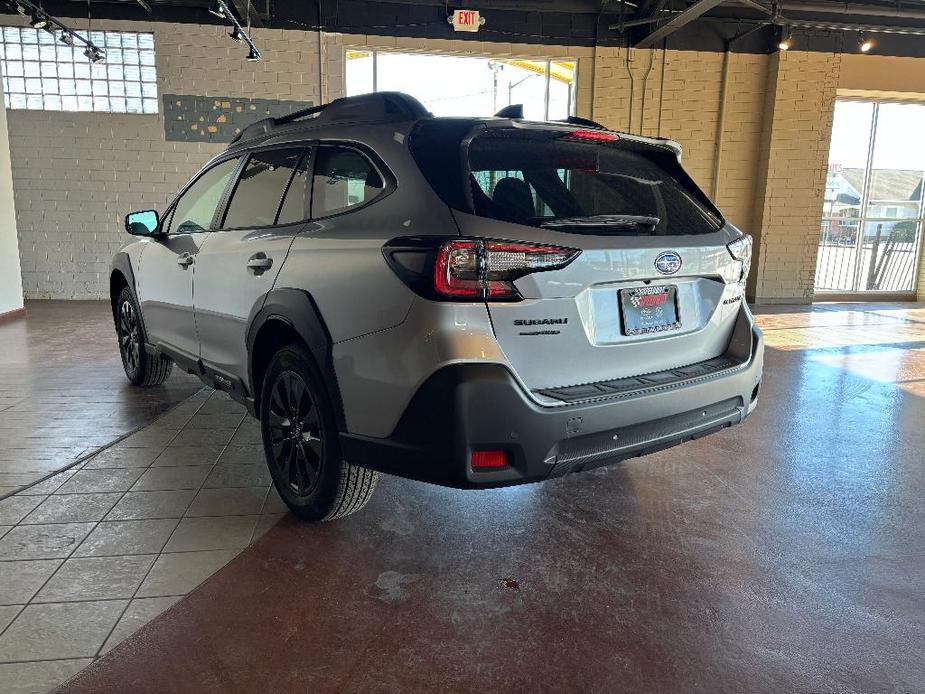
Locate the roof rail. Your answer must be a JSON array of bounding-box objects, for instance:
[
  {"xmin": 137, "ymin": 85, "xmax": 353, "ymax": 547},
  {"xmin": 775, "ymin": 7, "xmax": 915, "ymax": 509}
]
[{"xmin": 230, "ymin": 92, "xmax": 433, "ymax": 145}]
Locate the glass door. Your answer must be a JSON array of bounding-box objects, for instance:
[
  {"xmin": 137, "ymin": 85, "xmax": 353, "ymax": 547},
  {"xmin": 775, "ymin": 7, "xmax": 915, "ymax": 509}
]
[{"xmin": 816, "ymin": 100, "xmax": 925, "ymax": 294}]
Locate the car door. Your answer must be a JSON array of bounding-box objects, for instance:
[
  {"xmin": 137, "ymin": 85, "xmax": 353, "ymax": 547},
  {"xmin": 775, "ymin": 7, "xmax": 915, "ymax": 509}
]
[
  {"xmin": 136, "ymin": 157, "xmax": 240, "ymax": 364},
  {"xmin": 193, "ymin": 146, "xmax": 313, "ymax": 388}
]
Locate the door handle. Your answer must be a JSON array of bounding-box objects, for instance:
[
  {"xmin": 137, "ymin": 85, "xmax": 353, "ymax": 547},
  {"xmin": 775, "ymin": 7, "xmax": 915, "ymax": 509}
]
[
  {"xmin": 246, "ymin": 253, "xmax": 273, "ymax": 272},
  {"xmin": 177, "ymin": 253, "xmax": 194, "ymax": 268}
]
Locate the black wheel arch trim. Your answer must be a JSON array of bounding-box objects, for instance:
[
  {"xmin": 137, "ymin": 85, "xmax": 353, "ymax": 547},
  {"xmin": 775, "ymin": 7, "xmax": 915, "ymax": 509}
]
[
  {"xmin": 110, "ymin": 252, "xmax": 151, "ymax": 341},
  {"xmin": 246, "ymin": 288, "xmax": 347, "ymax": 431}
]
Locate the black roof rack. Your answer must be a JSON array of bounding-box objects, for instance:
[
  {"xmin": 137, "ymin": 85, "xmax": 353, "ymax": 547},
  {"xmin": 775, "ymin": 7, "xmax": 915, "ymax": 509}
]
[{"xmin": 230, "ymin": 92, "xmax": 433, "ymax": 145}]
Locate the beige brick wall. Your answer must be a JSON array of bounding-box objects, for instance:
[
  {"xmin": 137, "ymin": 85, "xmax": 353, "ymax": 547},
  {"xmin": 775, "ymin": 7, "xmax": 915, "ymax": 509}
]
[
  {"xmin": 749, "ymin": 51, "xmax": 841, "ymax": 304},
  {"xmin": 592, "ymin": 46, "xmax": 846, "ymax": 304},
  {"xmin": 3, "ymin": 18, "xmax": 321, "ymax": 299}
]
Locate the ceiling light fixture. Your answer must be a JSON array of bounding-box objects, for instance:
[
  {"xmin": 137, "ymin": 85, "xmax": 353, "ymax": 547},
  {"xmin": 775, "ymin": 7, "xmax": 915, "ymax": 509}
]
[
  {"xmin": 229, "ymin": 27, "xmax": 244, "ymax": 43},
  {"xmin": 84, "ymin": 45, "xmax": 105, "ymax": 63},
  {"xmin": 858, "ymin": 33, "xmax": 874, "ymax": 52},
  {"xmin": 246, "ymin": 45, "xmax": 261, "ymax": 61},
  {"xmin": 776, "ymin": 25, "xmax": 792, "ymax": 51},
  {"xmin": 208, "ymin": 1, "xmax": 226, "ymax": 18},
  {"xmin": 30, "ymin": 12, "xmax": 49, "ymax": 29},
  {"xmin": 10, "ymin": 0, "xmax": 106, "ymax": 63}
]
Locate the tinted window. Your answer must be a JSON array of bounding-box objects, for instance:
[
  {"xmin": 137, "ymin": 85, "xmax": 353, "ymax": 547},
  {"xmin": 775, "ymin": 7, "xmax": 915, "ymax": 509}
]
[
  {"xmin": 311, "ymin": 146, "xmax": 383, "ymax": 218},
  {"xmin": 222, "ymin": 148, "xmax": 304, "ymax": 229},
  {"xmin": 277, "ymin": 150, "xmax": 313, "ymax": 225},
  {"xmin": 466, "ymin": 133, "xmax": 722, "ymax": 235},
  {"xmin": 168, "ymin": 158, "xmax": 239, "ymax": 234}
]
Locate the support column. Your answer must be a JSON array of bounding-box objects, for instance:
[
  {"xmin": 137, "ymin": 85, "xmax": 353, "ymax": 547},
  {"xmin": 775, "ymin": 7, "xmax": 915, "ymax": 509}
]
[
  {"xmin": 748, "ymin": 51, "xmax": 841, "ymax": 304},
  {"xmin": 0, "ymin": 58, "xmax": 25, "ymax": 319}
]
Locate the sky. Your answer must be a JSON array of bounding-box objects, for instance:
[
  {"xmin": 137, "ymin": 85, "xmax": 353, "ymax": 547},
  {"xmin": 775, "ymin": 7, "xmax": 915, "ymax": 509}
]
[{"xmin": 829, "ymin": 99, "xmax": 925, "ymax": 172}]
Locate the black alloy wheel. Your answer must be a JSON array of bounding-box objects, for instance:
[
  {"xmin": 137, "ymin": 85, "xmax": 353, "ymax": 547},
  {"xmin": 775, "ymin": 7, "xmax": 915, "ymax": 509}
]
[
  {"xmin": 267, "ymin": 369, "xmax": 324, "ymax": 497},
  {"xmin": 117, "ymin": 297, "xmax": 142, "ymax": 379}
]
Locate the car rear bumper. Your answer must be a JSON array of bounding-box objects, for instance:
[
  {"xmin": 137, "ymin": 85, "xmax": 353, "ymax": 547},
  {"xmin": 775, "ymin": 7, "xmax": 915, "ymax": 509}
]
[{"xmin": 340, "ymin": 312, "xmax": 764, "ymax": 489}]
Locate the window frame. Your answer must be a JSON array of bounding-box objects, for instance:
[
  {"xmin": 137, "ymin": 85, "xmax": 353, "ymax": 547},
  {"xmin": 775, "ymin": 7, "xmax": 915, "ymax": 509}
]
[
  {"xmin": 218, "ymin": 144, "xmax": 313, "ymax": 232},
  {"xmin": 158, "ymin": 138, "xmax": 395, "ymax": 237},
  {"xmin": 346, "ymin": 49, "xmax": 578, "ymax": 121},
  {"xmin": 308, "ymin": 140, "xmax": 394, "ymax": 221}
]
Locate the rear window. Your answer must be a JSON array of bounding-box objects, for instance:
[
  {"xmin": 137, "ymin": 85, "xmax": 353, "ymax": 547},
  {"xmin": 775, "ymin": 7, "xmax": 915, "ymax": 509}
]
[{"xmin": 411, "ymin": 123, "xmax": 723, "ymax": 236}]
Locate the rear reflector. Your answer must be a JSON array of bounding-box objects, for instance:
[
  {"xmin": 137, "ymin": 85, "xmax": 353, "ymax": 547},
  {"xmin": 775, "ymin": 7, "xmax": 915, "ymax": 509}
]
[{"xmin": 471, "ymin": 450, "xmax": 510, "ymax": 470}]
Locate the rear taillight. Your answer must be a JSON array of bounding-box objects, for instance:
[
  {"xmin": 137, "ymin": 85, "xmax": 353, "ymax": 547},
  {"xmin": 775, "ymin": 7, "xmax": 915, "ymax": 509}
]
[
  {"xmin": 384, "ymin": 237, "xmax": 580, "ymax": 302},
  {"xmin": 726, "ymin": 234, "xmax": 753, "ymax": 286},
  {"xmin": 435, "ymin": 239, "xmax": 580, "ymax": 300}
]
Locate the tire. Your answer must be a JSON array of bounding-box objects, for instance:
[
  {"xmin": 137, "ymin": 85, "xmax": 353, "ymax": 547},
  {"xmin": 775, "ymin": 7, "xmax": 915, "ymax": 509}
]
[
  {"xmin": 259, "ymin": 343, "xmax": 378, "ymax": 521},
  {"xmin": 115, "ymin": 286, "xmax": 173, "ymax": 387}
]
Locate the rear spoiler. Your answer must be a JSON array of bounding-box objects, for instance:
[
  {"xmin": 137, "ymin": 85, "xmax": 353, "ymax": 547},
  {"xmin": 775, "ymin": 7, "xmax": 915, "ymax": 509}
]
[{"xmin": 492, "ymin": 104, "xmax": 681, "ymax": 157}]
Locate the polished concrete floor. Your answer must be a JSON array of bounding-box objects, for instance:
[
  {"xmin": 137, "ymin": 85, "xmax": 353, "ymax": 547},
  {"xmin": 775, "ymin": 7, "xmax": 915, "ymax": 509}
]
[
  {"xmin": 0, "ymin": 302, "xmax": 201, "ymax": 495},
  {"xmin": 2, "ymin": 301, "xmax": 925, "ymax": 692}
]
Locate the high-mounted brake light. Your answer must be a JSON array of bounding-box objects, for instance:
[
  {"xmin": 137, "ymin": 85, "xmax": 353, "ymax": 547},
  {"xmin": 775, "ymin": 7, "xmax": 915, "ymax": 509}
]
[
  {"xmin": 563, "ymin": 130, "xmax": 620, "ymax": 143},
  {"xmin": 434, "ymin": 239, "xmax": 580, "ymax": 300}
]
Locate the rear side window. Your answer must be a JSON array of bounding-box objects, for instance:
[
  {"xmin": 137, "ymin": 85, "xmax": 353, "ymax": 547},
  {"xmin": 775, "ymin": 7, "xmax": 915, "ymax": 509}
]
[
  {"xmin": 311, "ymin": 146, "xmax": 383, "ymax": 218},
  {"xmin": 168, "ymin": 158, "xmax": 239, "ymax": 234},
  {"xmin": 222, "ymin": 148, "xmax": 305, "ymax": 229}
]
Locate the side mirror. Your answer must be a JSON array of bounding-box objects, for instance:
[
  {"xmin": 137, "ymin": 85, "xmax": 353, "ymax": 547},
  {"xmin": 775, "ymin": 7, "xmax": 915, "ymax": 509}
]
[{"xmin": 125, "ymin": 210, "xmax": 161, "ymax": 236}]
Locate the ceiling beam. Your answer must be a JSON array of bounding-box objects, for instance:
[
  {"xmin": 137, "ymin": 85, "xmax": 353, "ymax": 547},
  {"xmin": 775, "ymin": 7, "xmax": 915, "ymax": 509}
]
[
  {"xmin": 134, "ymin": 0, "xmax": 153, "ymax": 12},
  {"xmin": 228, "ymin": 0, "xmax": 263, "ymax": 27},
  {"xmin": 634, "ymin": 0, "xmax": 728, "ymax": 47},
  {"xmin": 733, "ymin": 0, "xmax": 770, "ymax": 13}
]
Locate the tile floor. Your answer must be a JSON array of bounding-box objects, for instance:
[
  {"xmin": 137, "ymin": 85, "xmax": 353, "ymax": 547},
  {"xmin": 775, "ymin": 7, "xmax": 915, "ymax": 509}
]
[
  {"xmin": 0, "ymin": 388, "xmax": 283, "ymax": 693},
  {"xmin": 0, "ymin": 302, "xmax": 201, "ymax": 495}
]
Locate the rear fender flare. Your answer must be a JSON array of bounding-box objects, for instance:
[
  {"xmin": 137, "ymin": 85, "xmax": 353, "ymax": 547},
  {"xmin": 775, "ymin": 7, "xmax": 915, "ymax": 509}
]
[{"xmin": 245, "ymin": 288, "xmax": 346, "ymax": 430}]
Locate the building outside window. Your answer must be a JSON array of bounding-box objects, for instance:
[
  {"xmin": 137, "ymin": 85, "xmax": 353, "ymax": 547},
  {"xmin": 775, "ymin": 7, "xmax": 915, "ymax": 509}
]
[
  {"xmin": 345, "ymin": 49, "xmax": 577, "ymax": 120},
  {"xmin": 0, "ymin": 26, "xmax": 157, "ymax": 114},
  {"xmin": 816, "ymin": 99, "xmax": 925, "ymax": 294}
]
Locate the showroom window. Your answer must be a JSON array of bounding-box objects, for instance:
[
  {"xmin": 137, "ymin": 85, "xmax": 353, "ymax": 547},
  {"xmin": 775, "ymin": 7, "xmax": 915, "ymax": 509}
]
[
  {"xmin": 346, "ymin": 50, "xmax": 577, "ymax": 120},
  {"xmin": 816, "ymin": 99, "xmax": 925, "ymax": 293},
  {"xmin": 0, "ymin": 26, "xmax": 157, "ymax": 113}
]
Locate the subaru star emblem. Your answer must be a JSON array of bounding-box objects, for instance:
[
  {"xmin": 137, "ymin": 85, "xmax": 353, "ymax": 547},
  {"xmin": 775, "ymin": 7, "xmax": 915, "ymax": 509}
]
[{"xmin": 655, "ymin": 251, "xmax": 682, "ymax": 275}]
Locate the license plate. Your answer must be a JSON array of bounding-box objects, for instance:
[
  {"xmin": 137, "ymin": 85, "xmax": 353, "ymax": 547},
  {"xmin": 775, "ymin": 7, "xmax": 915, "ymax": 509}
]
[{"xmin": 619, "ymin": 285, "xmax": 681, "ymax": 336}]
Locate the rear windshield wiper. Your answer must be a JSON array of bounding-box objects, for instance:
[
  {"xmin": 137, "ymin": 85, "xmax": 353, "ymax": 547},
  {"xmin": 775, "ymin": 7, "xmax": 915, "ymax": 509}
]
[{"xmin": 540, "ymin": 214, "xmax": 660, "ymax": 231}]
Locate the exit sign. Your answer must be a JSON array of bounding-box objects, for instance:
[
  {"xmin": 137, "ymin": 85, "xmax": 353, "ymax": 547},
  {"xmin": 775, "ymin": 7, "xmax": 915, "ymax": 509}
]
[{"xmin": 450, "ymin": 9, "xmax": 484, "ymax": 32}]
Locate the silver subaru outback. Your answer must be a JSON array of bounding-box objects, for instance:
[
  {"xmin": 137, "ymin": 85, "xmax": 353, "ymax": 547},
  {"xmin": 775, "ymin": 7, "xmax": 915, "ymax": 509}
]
[{"xmin": 111, "ymin": 92, "xmax": 763, "ymax": 521}]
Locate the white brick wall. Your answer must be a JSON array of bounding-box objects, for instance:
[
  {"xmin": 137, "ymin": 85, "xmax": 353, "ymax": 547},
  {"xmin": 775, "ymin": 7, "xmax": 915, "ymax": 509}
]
[{"xmin": 2, "ymin": 19, "xmax": 322, "ymax": 299}]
